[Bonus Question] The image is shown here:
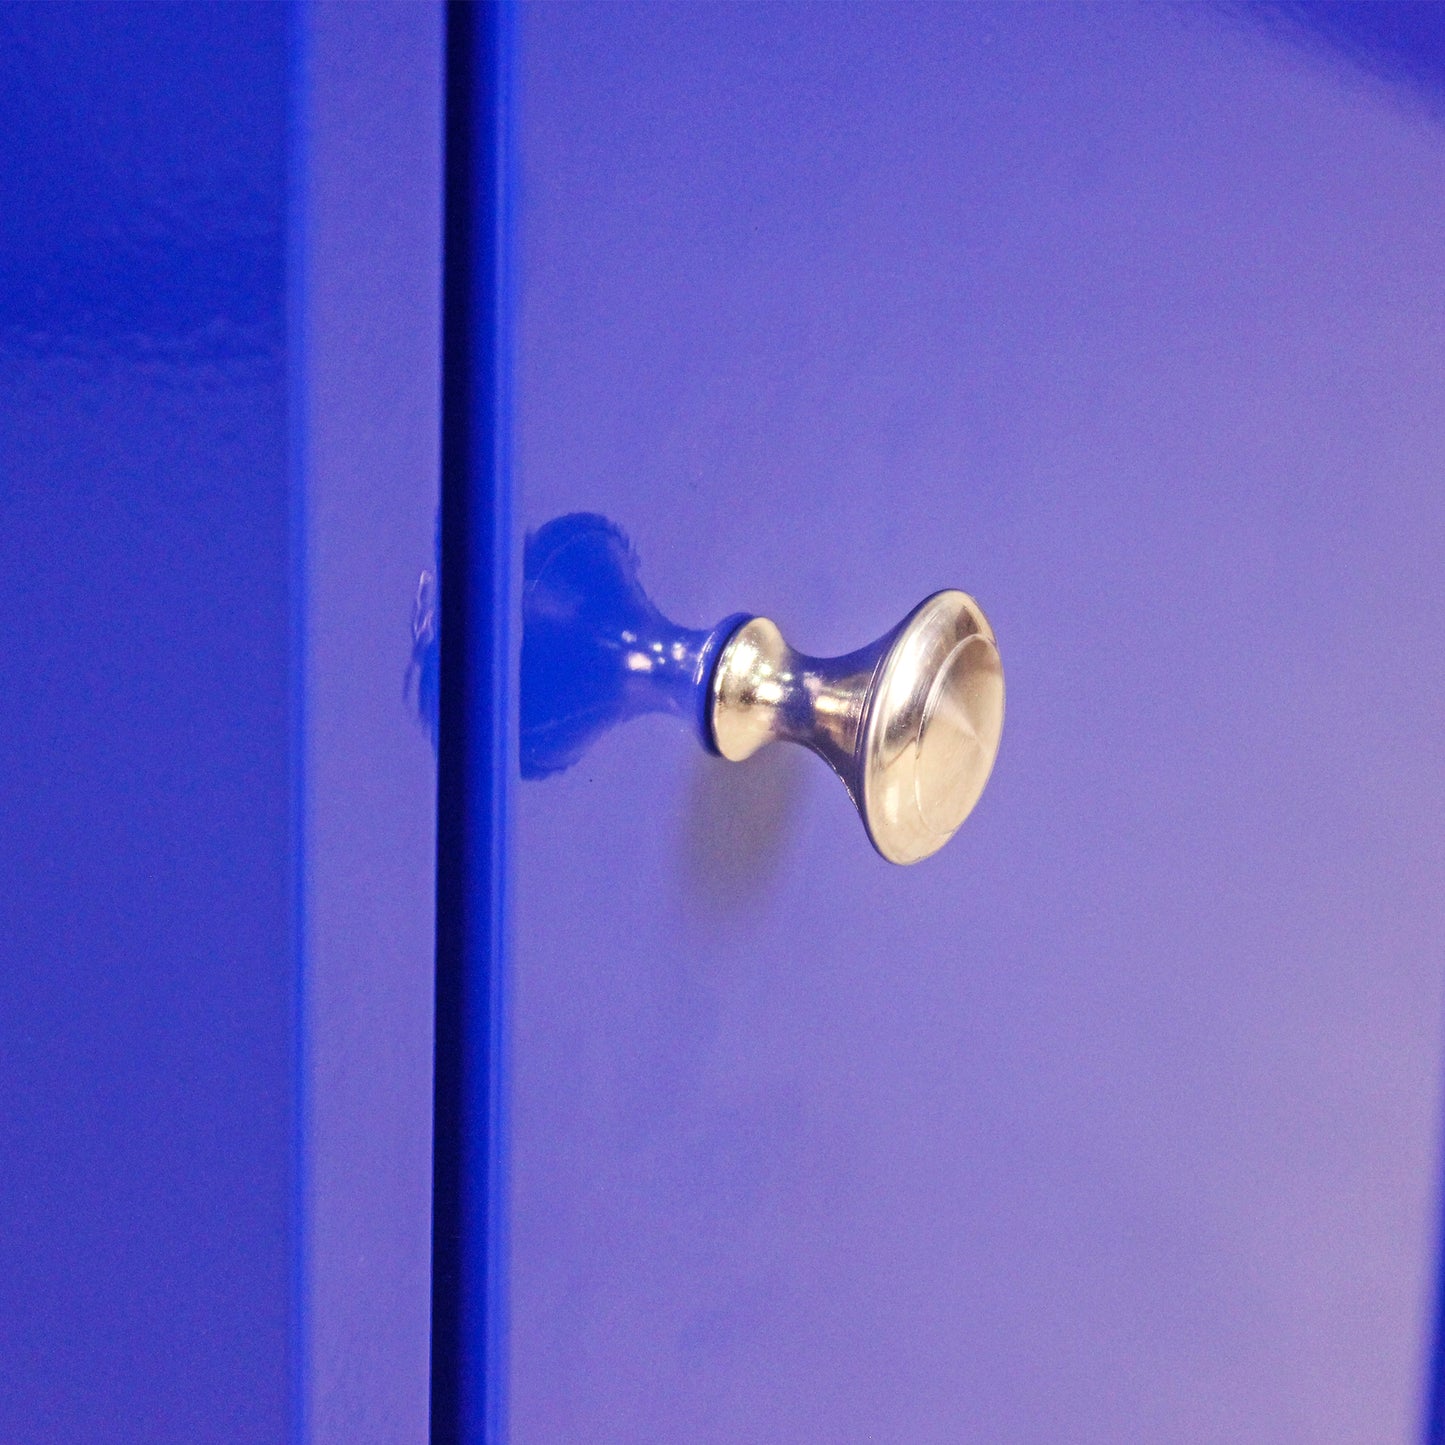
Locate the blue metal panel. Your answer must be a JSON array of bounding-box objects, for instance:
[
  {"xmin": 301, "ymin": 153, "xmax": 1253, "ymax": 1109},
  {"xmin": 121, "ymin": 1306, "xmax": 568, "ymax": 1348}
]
[
  {"xmin": 0, "ymin": 6, "xmax": 293, "ymax": 1437},
  {"xmin": 498, "ymin": 4, "xmax": 1445, "ymax": 1441},
  {"xmin": 0, "ymin": 5, "xmax": 442, "ymax": 1438}
]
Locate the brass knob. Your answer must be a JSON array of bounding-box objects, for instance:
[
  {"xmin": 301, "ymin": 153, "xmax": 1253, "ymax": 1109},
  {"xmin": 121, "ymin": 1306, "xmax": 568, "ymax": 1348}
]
[
  {"xmin": 709, "ymin": 594, "xmax": 1004, "ymax": 864},
  {"xmin": 515, "ymin": 514, "xmax": 1004, "ymax": 865}
]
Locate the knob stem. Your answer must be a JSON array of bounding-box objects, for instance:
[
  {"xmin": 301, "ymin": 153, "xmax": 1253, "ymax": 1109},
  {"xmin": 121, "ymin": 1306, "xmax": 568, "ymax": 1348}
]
[{"xmin": 708, "ymin": 619, "xmax": 884, "ymax": 806}]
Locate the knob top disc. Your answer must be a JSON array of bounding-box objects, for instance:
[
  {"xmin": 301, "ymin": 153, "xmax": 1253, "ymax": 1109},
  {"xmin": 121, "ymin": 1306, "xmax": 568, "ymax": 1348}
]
[{"xmin": 861, "ymin": 591, "xmax": 1003, "ymax": 864}]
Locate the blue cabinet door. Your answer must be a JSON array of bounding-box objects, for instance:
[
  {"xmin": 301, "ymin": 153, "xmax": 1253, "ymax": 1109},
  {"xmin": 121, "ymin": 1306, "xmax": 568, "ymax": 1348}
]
[
  {"xmin": 441, "ymin": 5, "xmax": 1445, "ymax": 1442},
  {"xmin": 0, "ymin": 6, "xmax": 443, "ymax": 1439}
]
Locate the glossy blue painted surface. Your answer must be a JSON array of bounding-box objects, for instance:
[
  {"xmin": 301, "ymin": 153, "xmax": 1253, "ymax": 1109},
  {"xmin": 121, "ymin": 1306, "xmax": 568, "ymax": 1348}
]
[
  {"xmin": 0, "ymin": 5, "xmax": 441, "ymax": 1438},
  {"xmin": 503, "ymin": 5, "xmax": 1445, "ymax": 1440},
  {"xmin": 0, "ymin": 8, "xmax": 293, "ymax": 1437}
]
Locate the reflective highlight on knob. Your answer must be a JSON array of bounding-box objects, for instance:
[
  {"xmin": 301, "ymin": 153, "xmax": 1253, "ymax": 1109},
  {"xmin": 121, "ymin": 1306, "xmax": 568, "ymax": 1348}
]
[{"xmin": 709, "ymin": 593, "xmax": 1003, "ymax": 864}]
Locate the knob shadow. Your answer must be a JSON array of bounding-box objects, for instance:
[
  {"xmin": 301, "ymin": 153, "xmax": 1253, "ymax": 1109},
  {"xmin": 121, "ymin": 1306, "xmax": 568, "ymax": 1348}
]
[{"xmin": 679, "ymin": 744, "xmax": 808, "ymax": 909}]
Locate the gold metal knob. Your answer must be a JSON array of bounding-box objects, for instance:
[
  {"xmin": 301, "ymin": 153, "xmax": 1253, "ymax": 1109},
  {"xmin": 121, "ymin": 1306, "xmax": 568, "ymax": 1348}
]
[{"xmin": 709, "ymin": 593, "xmax": 1004, "ymax": 864}]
